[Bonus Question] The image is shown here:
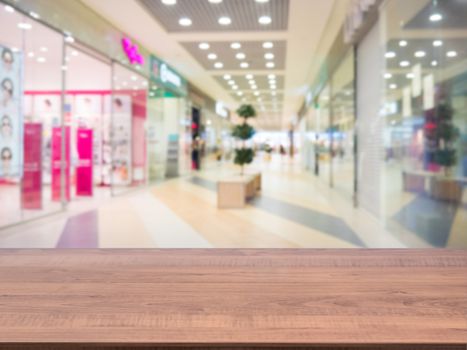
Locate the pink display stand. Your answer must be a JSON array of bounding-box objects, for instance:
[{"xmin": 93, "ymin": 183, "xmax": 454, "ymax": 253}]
[
  {"xmin": 51, "ymin": 126, "xmax": 70, "ymax": 202},
  {"xmin": 76, "ymin": 128, "xmax": 93, "ymax": 196},
  {"xmin": 21, "ymin": 123, "xmax": 42, "ymax": 209}
]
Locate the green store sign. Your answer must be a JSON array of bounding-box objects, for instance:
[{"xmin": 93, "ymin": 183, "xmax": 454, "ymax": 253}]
[{"xmin": 150, "ymin": 55, "xmax": 187, "ymax": 97}]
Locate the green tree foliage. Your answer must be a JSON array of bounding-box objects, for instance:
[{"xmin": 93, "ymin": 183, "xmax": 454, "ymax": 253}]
[{"xmin": 232, "ymin": 104, "xmax": 257, "ymax": 174}]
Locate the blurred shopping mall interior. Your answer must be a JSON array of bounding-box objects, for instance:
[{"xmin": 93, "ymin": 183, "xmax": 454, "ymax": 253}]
[{"xmin": 0, "ymin": 0, "xmax": 466, "ymax": 249}]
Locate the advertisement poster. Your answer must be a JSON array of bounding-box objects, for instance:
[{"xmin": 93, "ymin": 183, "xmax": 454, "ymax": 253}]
[
  {"xmin": 104, "ymin": 94, "xmax": 132, "ymax": 185},
  {"xmin": 21, "ymin": 123, "xmax": 42, "ymax": 209},
  {"xmin": 76, "ymin": 128, "xmax": 93, "ymax": 196},
  {"xmin": 51, "ymin": 126, "xmax": 70, "ymax": 202},
  {"xmin": 0, "ymin": 44, "xmax": 22, "ymax": 179}
]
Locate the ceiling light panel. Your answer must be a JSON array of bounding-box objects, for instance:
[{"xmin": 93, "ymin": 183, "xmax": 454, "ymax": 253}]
[
  {"xmin": 139, "ymin": 0, "xmax": 289, "ymax": 32},
  {"xmin": 214, "ymin": 74, "xmax": 284, "ymax": 91},
  {"xmin": 181, "ymin": 40, "xmax": 286, "ymax": 71}
]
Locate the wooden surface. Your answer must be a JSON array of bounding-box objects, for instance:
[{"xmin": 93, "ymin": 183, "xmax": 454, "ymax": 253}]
[{"xmin": 0, "ymin": 249, "xmax": 466, "ymax": 349}]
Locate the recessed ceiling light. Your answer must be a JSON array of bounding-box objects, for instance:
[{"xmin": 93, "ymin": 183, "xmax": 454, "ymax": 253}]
[
  {"xmin": 384, "ymin": 73, "xmax": 392, "ymax": 79},
  {"xmin": 218, "ymin": 16, "xmax": 231, "ymax": 25},
  {"xmin": 431, "ymin": 60, "xmax": 438, "ymax": 66},
  {"xmin": 179, "ymin": 17, "xmax": 192, "ymax": 26},
  {"xmin": 208, "ymin": 53, "xmax": 218, "ymax": 60},
  {"xmin": 255, "ymin": 0, "xmax": 269, "ymax": 2},
  {"xmin": 236, "ymin": 52, "xmax": 246, "ymax": 60},
  {"xmin": 264, "ymin": 53, "xmax": 274, "ymax": 60},
  {"xmin": 271, "ymin": 86, "xmax": 277, "ymax": 90},
  {"xmin": 18, "ymin": 22, "xmax": 32, "ymax": 30},
  {"xmin": 406, "ymin": 73, "xmax": 414, "ymax": 79},
  {"xmin": 36, "ymin": 57, "xmax": 46, "ymax": 63},
  {"xmin": 65, "ymin": 35, "xmax": 75, "ymax": 43},
  {"xmin": 237, "ymin": 91, "xmax": 243, "ymax": 96},
  {"xmin": 199, "ymin": 42, "xmax": 210, "ymax": 50},
  {"xmin": 71, "ymin": 50, "xmax": 79, "ymax": 56},
  {"xmin": 246, "ymin": 74, "xmax": 254, "ymax": 79},
  {"xmin": 11, "ymin": 47, "xmax": 19, "ymax": 53},
  {"xmin": 209, "ymin": 0, "xmax": 222, "ymax": 3},
  {"xmin": 39, "ymin": 47, "xmax": 48, "ymax": 52},
  {"xmin": 385, "ymin": 51, "xmax": 396, "ymax": 58},
  {"xmin": 429, "ymin": 13, "xmax": 442, "ymax": 22},
  {"xmin": 214, "ymin": 62, "xmax": 224, "ymax": 69},
  {"xmin": 447, "ymin": 51, "xmax": 457, "ymax": 58},
  {"xmin": 414, "ymin": 50, "xmax": 426, "ymax": 58},
  {"xmin": 142, "ymin": 81, "xmax": 148, "ymax": 86},
  {"xmin": 61, "ymin": 65, "xmax": 68, "ymax": 71},
  {"xmin": 254, "ymin": 91, "xmax": 260, "ymax": 96},
  {"xmin": 389, "ymin": 84, "xmax": 397, "ymax": 90},
  {"xmin": 240, "ymin": 62, "xmax": 249, "ymax": 68},
  {"xmin": 228, "ymin": 80, "xmax": 235, "ymax": 85},
  {"xmin": 263, "ymin": 42, "xmax": 274, "ymax": 49},
  {"xmin": 433, "ymin": 40, "xmax": 443, "ymax": 47},
  {"xmin": 223, "ymin": 74, "xmax": 231, "ymax": 80},
  {"xmin": 232, "ymin": 85, "xmax": 239, "ymax": 90},
  {"xmin": 266, "ymin": 62, "xmax": 275, "ymax": 68},
  {"xmin": 258, "ymin": 16, "xmax": 272, "ymax": 25},
  {"xmin": 29, "ymin": 11, "xmax": 40, "ymax": 19},
  {"xmin": 249, "ymin": 81, "xmax": 256, "ymax": 86},
  {"xmin": 231, "ymin": 42, "xmax": 241, "ymax": 49},
  {"xmin": 268, "ymin": 74, "xmax": 276, "ymax": 79},
  {"xmin": 271, "ymin": 91, "xmax": 277, "ymax": 96},
  {"xmin": 251, "ymin": 86, "xmax": 258, "ymax": 90},
  {"xmin": 131, "ymin": 75, "xmax": 138, "ymax": 81},
  {"xmin": 399, "ymin": 40, "xmax": 408, "ymax": 47},
  {"xmin": 161, "ymin": 0, "xmax": 176, "ymax": 5},
  {"xmin": 4, "ymin": 5, "xmax": 14, "ymax": 13},
  {"xmin": 399, "ymin": 60, "xmax": 410, "ymax": 67}
]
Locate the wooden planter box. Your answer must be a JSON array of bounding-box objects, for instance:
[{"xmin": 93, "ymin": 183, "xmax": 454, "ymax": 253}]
[
  {"xmin": 429, "ymin": 177, "xmax": 463, "ymax": 202},
  {"xmin": 217, "ymin": 172, "xmax": 261, "ymax": 209}
]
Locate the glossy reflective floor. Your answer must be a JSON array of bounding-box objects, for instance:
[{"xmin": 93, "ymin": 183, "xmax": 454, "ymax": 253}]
[{"xmin": 0, "ymin": 155, "xmax": 466, "ymax": 248}]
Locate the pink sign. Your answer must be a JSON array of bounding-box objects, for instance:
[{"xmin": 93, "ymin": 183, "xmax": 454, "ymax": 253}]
[
  {"xmin": 122, "ymin": 37, "xmax": 144, "ymax": 65},
  {"xmin": 21, "ymin": 123, "xmax": 42, "ymax": 209},
  {"xmin": 51, "ymin": 126, "xmax": 70, "ymax": 202},
  {"xmin": 76, "ymin": 128, "xmax": 93, "ymax": 196}
]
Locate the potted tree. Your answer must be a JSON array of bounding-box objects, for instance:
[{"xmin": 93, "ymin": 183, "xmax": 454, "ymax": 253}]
[
  {"xmin": 426, "ymin": 102, "xmax": 462, "ymax": 202},
  {"xmin": 232, "ymin": 104, "xmax": 257, "ymax": 175}
]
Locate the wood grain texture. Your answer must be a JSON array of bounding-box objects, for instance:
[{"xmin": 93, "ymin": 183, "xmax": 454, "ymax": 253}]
[{"xmin": 0, "ymin": 249, "xmax": 466, "ymax": 349}]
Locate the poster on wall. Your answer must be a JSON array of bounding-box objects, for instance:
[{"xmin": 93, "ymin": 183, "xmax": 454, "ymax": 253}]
[
  {"xmin": 33, "ymin": 94, "xmax": 61, "ymax": 184},
  {"xmin": 76, "ymin": 128, "xmax": 93, "ymax": 196},
  {"xmin": 0, "ymin": 44, "xmax": 22, "ymax": 180},
  {"xmin": 21, "ymin": 123, "xmax": 42, "ymax": 209},
  {"xmin": 104, "ymin": 94, "xmax": 132, "ymax": 186},
  {"xmin": 51, "ymin": 126, "xmax": 70, "ymax": 202}
]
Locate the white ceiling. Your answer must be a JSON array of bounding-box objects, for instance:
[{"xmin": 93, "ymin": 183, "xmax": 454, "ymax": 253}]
[{"xmin": 80, "ymin": 0, "xmax": 336, "ymax": 130}]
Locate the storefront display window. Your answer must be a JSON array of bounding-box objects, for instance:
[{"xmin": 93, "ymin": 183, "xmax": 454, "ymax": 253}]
[
  {"xmin": 0, "ymin": 6, "xmax": 63, "ymax": 227},
  {"xmin": 379, "ymin": 0, "xmax": 467, "ymax": 247}
]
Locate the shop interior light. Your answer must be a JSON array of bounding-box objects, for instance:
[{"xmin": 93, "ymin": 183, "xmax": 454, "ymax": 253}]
[
  {"xmin": 433, "ymin": 40, "xmax": 443, "ymax": 47},
  {"xmin": 389, "ymin": 84, "xmax": 397, "ymax": 89},
  {"xmin": 36, "ymin": 57, "xmax": 46, "ymax": 63},
  {"xmin": 29, "ymin": 11, "xmax": 40, "ymax": 19},
  {"xmin": 209, "ymin": 0, "xmax": 223, "ymax": 3},
  {"xmin": 246, "ymin": 74, "xmax": 253, "ymax": 79},
  {"xmin": 399, "ymin": 60, "xmax": 410, "ymax": 67},
  {"xmin": 228, "ymin": 80, "xmax": 235, "ymax": 85},
  {"xmin": 27, "ymin": 52, "xmax": 35, "ymax": 58},
  {"xmin": 431, "ymin": 60, "xmax": 438, "ymax": 66},
  {"xmin": 385, "ymin": 51, "xmax": 396, "ymax": 58},
  {"xmin": 223, "ymin": 74, "xmax": 231, "ymax": 80},
  {"xmin": 230, "ymin": 42, "xmax": 241, "ymax": 49},
  {"xmin": 447, "ymin": 51, "xmax": 457, "ymax": 57},
  {"xmin": 414, "ymin": 50, "xmax": 426, "ymax": 58},
  {"xmin": 254, "ymin": 91, "xmax": 260, "ymax": 96},
  {"xmin": 268, "ymin": 74, "xmax": 276, "ymax": 79},
  {"xmin": 236, "ymin": 52, "xmax": 246, "ymax": 60},
  {"xmin": 264, "ymin": 53, "xmax": 274, "ymax": 60},
  {"xmin": 40, "ymin": 47, "xmax": 48, "ymax": 52},
  {"xmin": 199, "ymin": 42, "xmax": 210, "ymax": 50},
  {"xmin": 399, "ymin": 40, "xmax": 408, "ymax": 47},
  {"xmin": 240, "ymin": 62, "xmax": 249, "ymax": 68},
  {"xmin": 429, "ymin": 13, "xmax": 442, "ymax": 22},
  {"xmin": 179, "ymin": 17, "xmax": 192, "ymax": 26},
  {"xmin": 208, "ymin": 53, "xmax": 217, "ymax": 60},
  {"xmin": 17, "ymin": 22, "xmax": 32, "ymax": 30},
  {"xmin": 236, "ymin": 91, "xmax": 243, "ymax": 96},
  {"xmin": 4, "ymin": 5, "xmax": 14, "ymax": 13},
  {"xmin": 406, "ymin": 73, "xmax": 414, "ymax": 79},
  {"xmin": 71, "ymin": 50, "xmax": 79, "ymax": 56},
  {"xmin": 271, "ymin": 91, "xmax": 276, "ymax": 96},
  {"xmin": 161, "ymin": 0, "xmax": 176, "ymax": 5},
  {"xmin": 65, "ymin": 36, "xmax": 75, "ymax": 43},
  {"xmin": 258, "ymin": 16, "xmax": 272, "ymax": 25},
  {"xmin": 263, "ymin": 42, "xmax": 274, "ymax": 49},
  {"xmin": 266, "ymin": 62, "xmax": 275, "ymax": 68},
  {"xmin": 11, "ymin": 47, "xmax": 20, "ymax": 53},
  {"xmin": 131, "ymin": 75, "xmax": 137, "ymax": 81},
  {"xmin": 218, "ymin": 16, "xmax": 231, "ymax": 25},
  {"xmin": 61, "ymin": 65, "xmax": 68, "ymax": 71},
  {"xmin": 214, "ymin": 62, "xmax": 223, "ymax": 69}
]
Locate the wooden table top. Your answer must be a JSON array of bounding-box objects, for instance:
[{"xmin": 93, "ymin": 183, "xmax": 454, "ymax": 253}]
[{"xmin": 0, "ymin": 249, "xmax": 466, "ymax": 347}]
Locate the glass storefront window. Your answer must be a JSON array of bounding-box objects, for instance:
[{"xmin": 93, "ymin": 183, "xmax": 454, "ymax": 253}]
[
  {"xmin": 0, "ymin": 7, "xmax": 63, "ymax": 227},
  {"xmin": 331, "ymin": 50, "xmax": 355, "ymax": 199},
  {"xmin": 380, "ymin": 0, "xmax": 467, "ymax": 247}
]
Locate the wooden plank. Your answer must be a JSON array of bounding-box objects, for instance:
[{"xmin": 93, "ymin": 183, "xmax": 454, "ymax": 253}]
[{"xmin": 0, "ymin": 249, "xmax": 466, "ymax": 349}]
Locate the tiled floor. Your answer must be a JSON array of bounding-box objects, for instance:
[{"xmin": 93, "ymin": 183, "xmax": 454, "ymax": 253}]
[{"xmin": 0, "ymin": 156, "xmax": 465, "ymax": 248}]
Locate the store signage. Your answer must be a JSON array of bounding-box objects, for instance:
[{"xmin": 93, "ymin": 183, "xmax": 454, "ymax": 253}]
[
  {"xmin": 150, "ymin": 55, "xmax": 187, "ymax": 96},
  {"xmin": 121, "ymin": 37, "xmax": 144, "ymax": 65},
  {"xmin": 76, "ymin": 128, "xmax": 93, "ymax": 197},
  {"xmin": 344, "ymin": 0, "xmax": 378, "ymax": 44},
  {"xmin": 51, "ymin": 126, "xmax": 70, "ymax": 202},
  {"xmin": 21, "ymin": 123, "xmax": 42, "ymax": 209},
  {"xmin": 216, "ymin": 101, "xmax": 228, "ymax": 118}
]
